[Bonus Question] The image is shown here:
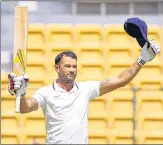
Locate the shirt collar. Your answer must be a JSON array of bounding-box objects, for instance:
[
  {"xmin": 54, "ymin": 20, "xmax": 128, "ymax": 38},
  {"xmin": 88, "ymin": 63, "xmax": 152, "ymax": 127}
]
[{"xmin": 52, "ymin": 80, "xmax": 79, "ymax": 93}]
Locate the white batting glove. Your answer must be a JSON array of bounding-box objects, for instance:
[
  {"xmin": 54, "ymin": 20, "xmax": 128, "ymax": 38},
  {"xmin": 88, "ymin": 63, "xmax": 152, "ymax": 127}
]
[
  {"xmin": 8, "ymin": 73, "xmax": 29, "ymax": 97},
  {"xmin": 137, "ymin": 40, "xmax": 160, "ymax": 66}
]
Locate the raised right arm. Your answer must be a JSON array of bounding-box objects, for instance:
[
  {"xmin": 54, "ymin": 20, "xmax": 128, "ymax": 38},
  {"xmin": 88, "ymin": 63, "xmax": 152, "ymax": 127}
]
[{"xmin": 20, "ymin": 97, "xmax": 39, "ymax": 113}]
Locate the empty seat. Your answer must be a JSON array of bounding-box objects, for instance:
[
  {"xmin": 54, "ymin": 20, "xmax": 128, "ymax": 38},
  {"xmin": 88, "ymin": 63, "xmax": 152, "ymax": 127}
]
[
  {"xmin": 76, "ymin": 44, "xmax": 105, "ymax": 64},
  {"xmin": 20, "ymin": 109, "xmax": 45, "ymax": 134},
  {"xmin": 135, "ymin": 130, "xmax": 163, "ymax": 144},
  {"xmin": 136, "ymin": 90, "xmax": 163, "ymax": 116},
  {"xmin": 1, "ymin": 72, "xmax": 8, "ymax": 89},
  {"xmin": 46, "ymin": 24, "xmax": 73, "ymax": 45},
  {"xmin": 137, "ymin": 112, "xmax": 163, "ymax": 132},
  {"xmin": 104, "ymin": 24, "xmax": 133, "ymax": 52},
  {"xmin": 22, "ymin": 134, "xmax": 46, "ymax": 144},
  {"xmin": 88, "ymin": 98, "xmax": 108, "ymax": 117},
  {"xmin": 1, "ymin": 134, "xmax": 20, "ymax": 144},
  {"xmin": 88, "ymin": 112, "xmax": 108, "ymax": 133},
  {"xmin": 1, "ymin": 114, "xmax": 20, "ymax": 144},
  {"xmin": 27, "ymin": 24, "xmax": 47, "ymax": 89},
  {"xmin": 28, "ymin": 24, "xmax": 45, "ymax": 46},
  {"xmin": 106, "ymin": 89, "xmax": 134, "ymax": 116},
  {"xmin": 108, "ymin": 113, "xmax": 133, "ymax": 132},
  {"xmin": 77, "ymin": 61, "xmax": 105, "ymax": 81},
  {"xmin": 89, "ymin": 129, "xmax": 109, "ymax": 144},
  {"xmin": 75, "ymin": 24, "xmax": 103, "ymax": 46},
  {"xmin": 133, "ymin": 63, "xmax": 163, "ymax": 89},
  {"xmin": 1, "ymin": 90, "xmax": 17, "ymax": 115},
  {"xmin": 106, "ymin": 62, "xmax": 134, "ymax": 88},
  {"xmin": 109, "ymin": 130, "xmax": 133, "ymax": 144}
]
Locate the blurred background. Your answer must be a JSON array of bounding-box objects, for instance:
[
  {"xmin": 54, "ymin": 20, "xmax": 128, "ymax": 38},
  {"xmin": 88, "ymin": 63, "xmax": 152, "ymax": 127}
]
[{"xmin": 1, "ymin": 0, "xmax": 163, "ymax": 144}]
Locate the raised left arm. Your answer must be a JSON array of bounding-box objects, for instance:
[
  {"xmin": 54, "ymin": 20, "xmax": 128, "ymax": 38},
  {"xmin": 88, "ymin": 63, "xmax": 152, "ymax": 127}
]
[
  {"xmin": 100, "ymin": 61, "xmax": 141, "ymax": 96},
  {"xmin": 100, "ymin": 40, "xmax": 160, "ymax": 96}
]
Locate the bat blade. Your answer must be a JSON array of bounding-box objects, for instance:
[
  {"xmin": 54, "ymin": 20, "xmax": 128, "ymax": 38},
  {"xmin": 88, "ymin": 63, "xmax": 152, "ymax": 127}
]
[{"xmin": 13, "ymin": 6, "xmax": 28, "ymax": 113}]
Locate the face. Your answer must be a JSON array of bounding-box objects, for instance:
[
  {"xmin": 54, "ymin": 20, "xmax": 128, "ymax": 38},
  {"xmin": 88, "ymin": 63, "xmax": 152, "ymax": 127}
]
[{"xmin": 55, "ymin": 55, "xmax": 77, "ymax": 83}]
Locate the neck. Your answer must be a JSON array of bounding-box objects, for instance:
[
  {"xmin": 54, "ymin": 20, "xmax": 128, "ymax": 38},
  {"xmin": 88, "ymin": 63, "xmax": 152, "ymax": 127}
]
[{"xmin": 56, "ymin": 79, "xmax": 73, "ymax": 92}]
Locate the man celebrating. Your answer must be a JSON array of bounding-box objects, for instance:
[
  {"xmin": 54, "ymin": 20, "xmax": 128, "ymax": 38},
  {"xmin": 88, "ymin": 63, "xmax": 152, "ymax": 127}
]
[{"xmin": 8, "ymin": 18, "xmax": 160, "ymax": 144}]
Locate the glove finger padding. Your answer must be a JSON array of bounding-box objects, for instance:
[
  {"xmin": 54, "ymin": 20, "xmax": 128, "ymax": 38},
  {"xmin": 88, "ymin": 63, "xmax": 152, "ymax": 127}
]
[{"xmin": 149, "ymin": 40, "xmax": 160, "ymax": 55}]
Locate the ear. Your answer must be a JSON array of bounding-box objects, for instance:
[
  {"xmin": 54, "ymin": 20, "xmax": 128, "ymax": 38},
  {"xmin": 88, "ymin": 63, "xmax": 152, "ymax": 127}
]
[{"xmin": 55, "ymin": 64, "xmax": 60, "ymax": 73}]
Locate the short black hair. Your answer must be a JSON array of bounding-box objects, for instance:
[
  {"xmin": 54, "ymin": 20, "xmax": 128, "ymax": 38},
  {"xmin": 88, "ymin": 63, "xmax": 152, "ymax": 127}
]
[{"xmin": 55, "ymin": 51, "xmax": 77, "ymax": 65}]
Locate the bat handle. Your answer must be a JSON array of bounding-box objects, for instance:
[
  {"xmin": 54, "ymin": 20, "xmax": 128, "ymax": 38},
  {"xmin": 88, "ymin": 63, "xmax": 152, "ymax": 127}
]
[{"xmin": 15, "ymin": 90, "xmax": 21, "ymax": 113}]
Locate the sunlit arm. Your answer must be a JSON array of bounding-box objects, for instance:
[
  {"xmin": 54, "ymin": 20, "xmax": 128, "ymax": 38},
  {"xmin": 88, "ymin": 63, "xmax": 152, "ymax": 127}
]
[{"xmin": 100, "ymin": 61, "xmax": 142, "ymax": 96}]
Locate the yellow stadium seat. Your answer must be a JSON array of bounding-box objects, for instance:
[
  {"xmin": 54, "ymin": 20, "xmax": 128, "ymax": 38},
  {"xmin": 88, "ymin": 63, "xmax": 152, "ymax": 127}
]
[
  {"xmin": 23, "ymin": 134, "xmax": 46, "ymax": 144},
  {"xmin": 88, "ymin": 98, "xmax": 108, "ymax": 117},
  {"xmin": 1, "ymin": 114, "xmax": 20, "ymax": 144},
  {"xmin": 1, "ymin": 72, "xmax": 8, "ymax": 89},
  {"xmin": 1, "ymin": 90, "xmax": 16, "ymax": 115},
  {"xmin": 109, "ymin": 130, "xmax": 133, "ymax": 144},
  {"xmin": 137, "ymin": 112, "xmax": 163, "ymax": 132},
  {"xmin": 46, "ymin": 24, "xmax": 73, "ymax": 45},
  {"xmin": 89, "ymin": 129, "xmax": 109, "ymax": 144},
  {"xmin": 135, "ymin": 130, "xmax": 163, "ymax": 144},
  {"xmin": 133, "ymin": 63, "xmax": 163, "ymax": 89},
  {"xmin": 88, "ymin": 112, "xmax": 108, "ymax": 133},
  {"xmin": 108, "ymin": 113, "xmax": 133, "ymax": 132},
  {"xmin": 136, "ymin": 90, "xmax": 163, "ymax": 116},
  {"xmin": 76, "ymin": 43, "xmax": 105, "ymax": 64},
  {"xmin": 106, "ymin": 89, "xmax": 134, "ymax": 116},
  {"xmin": 148, "ymin": 25, "xmax": 161, "ymax": 44},
  {"xmin": 104, "ymin": 24, "xmax": 133, "ymax": 52},
  {"xmin": 75, "ymin": 24, "xmax": 103, "ymax": 46},
  {"xmin": 106, "ymin": 62, "xmax": 134, "ymax": 88},
  {"xmin": 20, "ymin": 109, "xmax": 45, "ymax": 133},
  {"xmin": 1, "ymin": 134, "xmax": 20, "ymax": 144},
  {"xmin": 161, "ymin": 26, "xmax": 163, "ymax": 66},
  {"xmin": 20, "ymin": 109, "xmax": 45, "ymax": 143},
  {"xmin": 28, "ymin": 24, "xmax": 45, "ymax": 46},
  {"xmin": 77, "ymin": 61, "xmax": 105, "ymax": 81}
]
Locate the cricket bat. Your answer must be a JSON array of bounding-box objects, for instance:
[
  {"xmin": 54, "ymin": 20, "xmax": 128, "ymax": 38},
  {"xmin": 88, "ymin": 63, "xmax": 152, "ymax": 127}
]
[{"xmin": 13, "ymin": 6, "xmax": 28, "ymax": 113}]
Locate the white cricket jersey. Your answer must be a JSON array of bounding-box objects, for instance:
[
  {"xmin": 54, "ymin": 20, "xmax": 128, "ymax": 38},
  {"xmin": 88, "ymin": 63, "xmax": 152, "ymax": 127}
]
[{"xmin": 32, "ymin": 80, "xmax": 100, "ymax": 144}]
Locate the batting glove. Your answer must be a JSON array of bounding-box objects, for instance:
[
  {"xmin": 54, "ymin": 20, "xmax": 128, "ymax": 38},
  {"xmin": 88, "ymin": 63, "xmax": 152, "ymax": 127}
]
[
  {"xmin": 137, "ymin": 40, "xmax": 160, "ymax": 66},
  {"xmin": 8, "ymin": 73, "xmax": 29, "ymax": 97}
]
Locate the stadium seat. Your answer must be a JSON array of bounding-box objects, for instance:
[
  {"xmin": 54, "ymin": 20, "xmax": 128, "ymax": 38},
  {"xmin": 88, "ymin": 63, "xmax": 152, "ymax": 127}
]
[
  {"xmin": 76, "ymin": 44, "xmax": 105, "ymax": 64},
  {"xmin": 135, "ymin": 130, "xmax": 163, "ymax": 144},
  {"xmin": 77, "ymin": 61, "xmax": 105, "ymax": 81},
  {"xmin": 109, "ymin": 130, "xmax": 133, "ymax": 144},
  {"xmin": 104, "ymin": 24, "xmax": 133, "ymax": 50},
  {"xmin": 1, "ymin": 114, "xmax": 20, "ymax": 144},
  {"xmin": 20, "ymin": 109, "xmax": 46, "ymax": 144},
  {"xmin": 27, "ymin": 24, "xmax": 47, "ymax": 88},
  {"xmin": 75, "ymin": 24, "xmax": 103, "ymax": 46},
  {"xmin": 106, "ymin": 62, "xmax": 134, "ymax": 88},
  {"xmin": 137, "ymin": 112, "xmax": 163, "ymax": 132},
  {"xmin": 133, "ymin": 62, "xmax": 163, "ymax": 89},
  {"xmin": 88, "ymin": 112, "xmax": 108, "ymax": 134},
  {"xmin": 88, "ymin": 98, "xmax": 108, "ymax": 117},
  {"xmin": 46, "ymin": 24, "xmax": 73, "ymax": 45},
  {"xmin": 28, "ymin": 24, "xmax": 45, "ymax": 49},
  {"xmin": 106, "ymin": 89, "xmax": 134, "ymax": 116},
  {"xmin": 1, "ymin": 72, "xmax": 8, "ymax": 89},
  {"xmin": 136, "ymin": 90, "xmax": 163, "ymax": 116},
  {"xmin": 26, "ymin": 63, "xmax": 47, "ymax": 89},
  {"xmin": 1, "ymin": 90, "xmax": 16, "ymax": 115},
  {"xmin": 108, "ymin": 113, "xmax": 133, "ymax": 132},
  {"xmin": 88, "ymin": 129, "xmax": 110, "ymax": 144}
]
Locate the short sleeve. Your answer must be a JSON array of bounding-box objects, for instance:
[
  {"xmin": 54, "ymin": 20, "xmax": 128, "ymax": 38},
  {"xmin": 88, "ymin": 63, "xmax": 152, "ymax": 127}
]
[
  {"xmin": 32, "ymin": 89, "xmax": 45, "ymax": 109},
  {"xmin": 85, "ymin": 81, "xmax": 100, "ymax": 100}
]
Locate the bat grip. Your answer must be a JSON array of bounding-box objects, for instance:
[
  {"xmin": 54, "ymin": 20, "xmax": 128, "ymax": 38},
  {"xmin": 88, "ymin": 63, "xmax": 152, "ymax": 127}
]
[{"xmin": 15, "ymin": 90, "xmax": 21, "ymax": 113}]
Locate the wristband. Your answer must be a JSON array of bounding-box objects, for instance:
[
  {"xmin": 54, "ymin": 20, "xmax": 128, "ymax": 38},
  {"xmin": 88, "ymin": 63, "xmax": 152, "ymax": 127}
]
[{"xmin": 137, "ymin": 57, "xmax": 146, "ymax": 66}]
